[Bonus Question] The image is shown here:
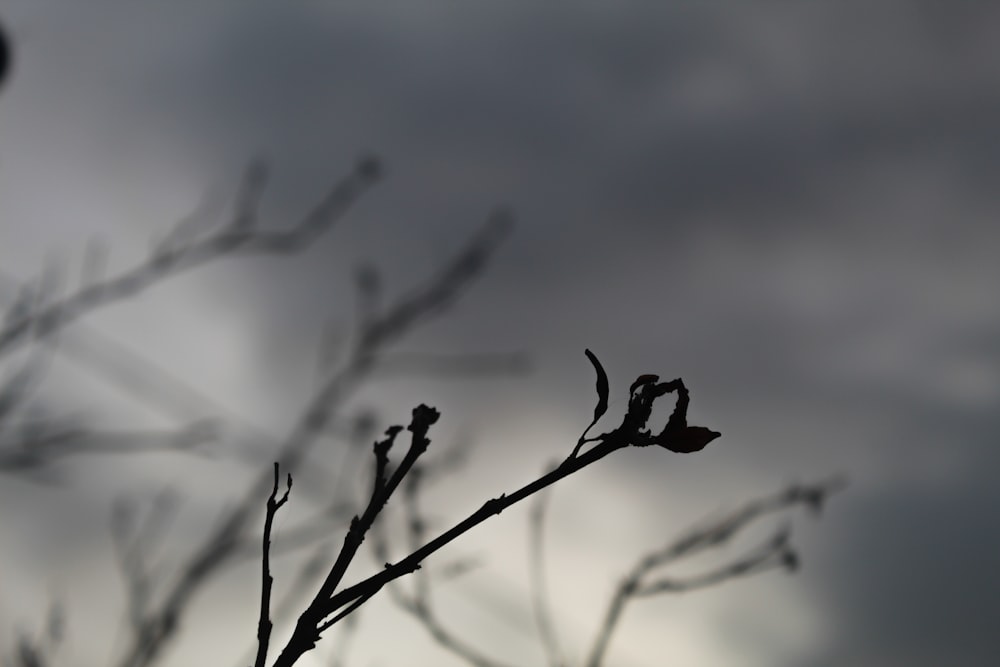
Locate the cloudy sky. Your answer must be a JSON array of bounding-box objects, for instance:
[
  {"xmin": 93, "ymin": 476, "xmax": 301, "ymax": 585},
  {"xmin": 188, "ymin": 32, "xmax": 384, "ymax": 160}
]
[{"xmin": 1, "ymin": 2, "xmax": 999, "ymax": 666}]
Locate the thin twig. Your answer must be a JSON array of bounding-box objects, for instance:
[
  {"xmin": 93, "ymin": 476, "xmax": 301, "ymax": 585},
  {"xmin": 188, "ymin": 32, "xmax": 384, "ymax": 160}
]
[
  {"xmin": 390, "ymin": 462, "xmax": 513, "ymax": 667},
  {"xmin": 0, "ymin": 420, "xmax": 217, "ymax": 473},
  {"xmin": 113, "ymin": 211, "xmax": 511, "ymax": 667},
  {"xmin": 0, "ymin": 158, "xmax": 380, "ymax": 359},
  {"xmin": 583, "ymin": 478, "xmax": 846, "ymax": 667},
  {"xmin": 1, "ymin": 265, "xmax": 278, "ymax": 439},
  {"xmin": 109, "ymin": 500, "xmax": 151, "ymax": 636},
  {"xmin": 234, "ymin": 545, "xmax": 335, "ymax": 667},
  {"xmin": 272, "ymin": 354, "xmax": 709, "ymax": 666},
  {"xmin": 254, "ymin": 463, "xmax": 292, "ymax": 667},
  {"xmin": 272, "ymin": 407, "xmax": 440, "ymax": 666}
]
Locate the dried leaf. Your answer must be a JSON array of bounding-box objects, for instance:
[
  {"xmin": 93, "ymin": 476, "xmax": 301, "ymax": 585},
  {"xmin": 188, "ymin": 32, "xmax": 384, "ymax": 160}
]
[
  {"xmin": 662, "ymin": 426, "xmax": 721, "ymax": 454},
  {"xmin": 629, "ymin": 374, "xmax": 660, "ymax": 395},
  {"xmin": 584, "ymin": 349, "xmax": 609, "ymax": 424}
]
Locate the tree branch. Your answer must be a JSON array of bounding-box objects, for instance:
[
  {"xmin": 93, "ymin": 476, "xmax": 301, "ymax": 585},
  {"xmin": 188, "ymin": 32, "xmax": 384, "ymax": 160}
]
[
  {"xmin": 253, "ymin": 463, "xmax": 292, "ymax": 667},
  {"xmin": 583, "ymin": 477, "xmax": 846, "ymax": 667},
  {"xmin": 270, "ymin": 350, "xmax": 719, "ymax": 667},
  {"xmin": 0, "ymin": 420, "xmax": 217, "ymax": 474},
  {"xmin": 113, "ymin": 208, "xmax": 511, "ymax": 667},
  {"xmin": 373, "ymin": 460, "xmax": 513, "ymax": 667},
  {"xmin": 0, "ymin": 158, "xmax": 380, "ymax": 359}
]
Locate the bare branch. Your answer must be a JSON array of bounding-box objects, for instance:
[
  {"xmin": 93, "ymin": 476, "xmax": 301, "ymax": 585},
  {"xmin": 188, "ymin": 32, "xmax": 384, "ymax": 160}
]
[
  {"xmin": 1, "ymin": 265, "xmax": 277, "ymax": 439},
  {"xmin": 234, "ymin": 544, "xmax": 336, "ymax": 667},
  {"xmin": 108, "ymin": 489, "xmax": 183, "ymax": 653},
  {"xmin": 583, "ymin": 478, "xmax": 846, "ymax": 667},
  {"xmin": 8, "ymin": 598, "xmax": 64, "ymax": 667},
  {"xmin": 358, "ymin": 208, "xmax": 512, "ymax": 352},
  {"xmin": 254, "ymin": 463, "xmax": 293, "ymax": 667},
  {"xmin": 377, "ymin": 460, "xmax": 513, "ymax": 667},
  {"xmin": 0, "ymin": 350, "xmax": 50, "ymax": 426},
  {"xmin": 235, "ymin": 508, "xmax": 354, "ymax": 561},
  {"xmin": 271, "ymin": 350, "xmax": 719, "ymax": 666},
  {"xmin": 15, "ymin": 635, "xmax": 45, "ymax": 667},
  {"xmin": 113, "ymin": 210, "xmax": 512, "ymax": 667},
  {"xmin": 0, "ymin": 158, "xmax": 380, "ymax": 359},
  {"xmin": 0, "ymin": 420, "xmax": 218, "ymax": 474},
  {"xmin": 110, "ymin": 498, "xmax": 152, "ymax": 636},
  {"xmin": 272, "ymin": 406, "xmax": 440, "ymax": 665}
]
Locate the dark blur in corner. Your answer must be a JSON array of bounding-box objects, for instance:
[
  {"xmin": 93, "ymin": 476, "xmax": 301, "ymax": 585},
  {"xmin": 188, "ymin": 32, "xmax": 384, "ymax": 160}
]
[{"xmin": 0, "ymin": 18, "xmax": 10, "ymax": 92}]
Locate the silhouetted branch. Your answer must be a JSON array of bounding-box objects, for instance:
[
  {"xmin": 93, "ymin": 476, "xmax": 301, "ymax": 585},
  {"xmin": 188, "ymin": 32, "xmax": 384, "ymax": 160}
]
[
  {"xmin": 234, "ymin": 544, "xmax": 335, "ymax": 667},
  {"xmin": 0, "ymin": 94, "xmax": 837, "ymax": 667},
  {"xmin": 271, "ymin": 405, "xmax": 440, "ymax": 666},
  {"xmin": 403, "ymin": 465, "xmax": 510, "ymax": 667},
  {"xmin": 254, "ymin": 463, "xmax": 293, "ymax": 667},
  {"xmin": 113, "ymin": 209, "xmax": 513, "ymax": 667},
  {"xmin": 370, "ymin": 460, "xmax": 512, "ymax": 667},
  {"xmin": 314, "ymin": 356, "xmax": 713, "ymax": 622},
  {"xmin": 362, "ymin": 432, "xmax": 504, "ymax": 667},
  {"xmin": 269, "ymin": 350, "xmax": 720, "ymax": 667},
  {"xmin": 571, "ymin": 357, "xmax": 720, "ymax": 459},
  {"xmin": 235, "ymin": 506, "xmax": 354, "ymax": 561}
]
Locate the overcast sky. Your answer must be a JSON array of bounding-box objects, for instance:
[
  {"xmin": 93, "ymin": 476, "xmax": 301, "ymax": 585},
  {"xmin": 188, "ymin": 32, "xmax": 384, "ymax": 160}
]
[{"xmin": 2, "ymin": 2, "xmax": 999, "ymax": 666}]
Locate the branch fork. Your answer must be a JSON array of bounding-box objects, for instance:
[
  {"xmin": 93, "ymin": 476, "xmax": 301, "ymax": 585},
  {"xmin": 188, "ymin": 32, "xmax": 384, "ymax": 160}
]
[{"xmin": 258, "ymin": 350, "xmax": 722, "ymax": 666}]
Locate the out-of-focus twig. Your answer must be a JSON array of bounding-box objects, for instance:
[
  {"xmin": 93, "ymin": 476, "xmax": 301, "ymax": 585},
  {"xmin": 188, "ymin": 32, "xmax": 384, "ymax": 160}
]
[
  {"xmin": 370, "ymin": 458, "xmax": 514, "ymax": 667},
  {"xmin": 0, "ymin": 157, "xmax": 380, "ymax": 359},
  {"xmin": 0, "ymin": 419, "xmax": 217, "ymax": 474},
  {"xmin": 110, "ymin": 499, "xmax": 152, "ymax": 637},
  {"xmin": 1, "ymin": 264, "xmax": 278, "ymax": 446},
  {"xmin": 583, "ymin": 477, "xmax": 847, "ymax": 667},
  {"xmin": 114, "ymin": 208, "xmax": 514, "ymax": 667},
  {"xmin": 109, "ymin": 489, "xmax": 181, "ymax": 650},
  {"xmin": 8, "ymin": 598, "xmax": 64, "ymax": 667},
  {"xmin": 325, "ymin": 611, "xmax": 360, "ymax": 667},
  {"xmin": 0, "ymin": 349, "xmax": 50, "ymax": 426}
]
